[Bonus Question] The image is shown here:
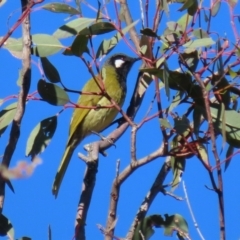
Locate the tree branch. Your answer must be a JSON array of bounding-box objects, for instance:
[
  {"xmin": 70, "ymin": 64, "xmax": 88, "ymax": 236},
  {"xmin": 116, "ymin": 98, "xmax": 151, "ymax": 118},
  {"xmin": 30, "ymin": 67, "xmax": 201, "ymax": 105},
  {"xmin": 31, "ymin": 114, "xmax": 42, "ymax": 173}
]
[{"xmin": 0, "ymin": 0, "xmax": 32, "ymax": 212}]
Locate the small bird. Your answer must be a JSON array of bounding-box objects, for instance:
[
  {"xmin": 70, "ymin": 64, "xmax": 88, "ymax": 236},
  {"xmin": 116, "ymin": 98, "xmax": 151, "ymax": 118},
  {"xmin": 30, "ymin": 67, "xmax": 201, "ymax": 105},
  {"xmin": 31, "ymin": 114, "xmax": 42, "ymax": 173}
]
[{"xmin": 52, "ymin": 53, "xmax": 139, "ymax": 197}]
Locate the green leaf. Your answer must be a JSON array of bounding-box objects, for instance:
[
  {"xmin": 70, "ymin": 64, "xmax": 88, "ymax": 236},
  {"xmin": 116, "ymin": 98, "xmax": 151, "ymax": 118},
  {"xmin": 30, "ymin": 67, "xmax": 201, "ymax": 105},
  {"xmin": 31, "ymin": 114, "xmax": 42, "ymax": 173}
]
[
  {"xmin": 1, "ymin": 37, "xmax": 22, "ymax": 52},
  {"xmin": 159, "ymin": 118, "xmax": 172, "ymax": 129},
  {"xmin": 96, "ymin": 20, "xmax": 139, "ymax": 58},
  {"xmin": 180, "ymin": 50, "xmax": 199, "ymax": 71},
  {"xmin": 38, "ymin": 79, "xmax": 69, "ymax": 106},
  {"xmin": 178, "ymin": 0, "xmax": 195, "ymax": 12},
  {"xmin": 0, "ymin": 214, "xmax": 14, "ymax": 238},
  {"xmin": 42, "ymin": 2, "xmax": 80, "ymax": 15},
  {"xmin": 167, "ymin": 91, "xmax": 184, "ymax": 113},
  {"xmin": 193, "ymin": 29, "xmax": 209, "ymax": 39},
  {"xmin": 174, "ymin": 115, "xmax": 190, "ymax": 135},
  {"xmin": 183, "ymin": 38, "xmax": 215, "ymax": 49},
  {"xmin": 177, "ymin": 13, "xmax": 193, "ymax": 31},
  {"xmin": 17, "ymin": 68, "xmax": 23, "ymax": 86},
  {"xmin": 26, "ymin": 116, "xmax": 57, "ymax": 157},
  {"xmin": 0, "ymin": 102, "xmax": 17, "ymax": 137},
  {"xmin": 53, "ymin": 18, "xmax": 95, "ymax": 39},
  {"xmin": 133, "ymin": 215, "xmax": 164, "ymax": 240},
  {"xmin": 171, "ymin": 157, "xmax": 185, "ymax": 191},
  {"xmin": 225, "ymin": 145, "xmax": 234, "ymax": 171},
  {"xmin": 163, "ymin": 62, "xmax": 170, "ymax": 100},
  {"xmin": 161, "ymin": 0, "xmax": 169, "ymax": 15},
  {"xmin": 156, "ymin": 57, "xmax": 165, "ymax": 68},
  {"xmin": 140, "ymin": 28, "xmax": 158, "ymax": 37},
  {"xmin": 210, "ymin": 105, "xmax": 240, "ymax": 148},
  {"xmin": 187, "ymin": 0, "xmax": 198, "ymax": 16},
  {"xmin": 163, "ymin": 214, "xmax": 188, "ymax": 237},
  {"xmin": 193, "ymin": 105, "xmax": 202, "ymax": 137},
  {"xmin": 139, "ymin": 69, "xmax": 193, "ymax": 92},
  {"xmin": 211, "ymin": 0, "xmax": 221, "ymax": 17},
  {"xmin": 196, "ymin": 143, "xmax": 208, "ymax": 164},
  {"xmin": 70, "ymin": 35, "xmax": 89, "ymax": 57},
  {"xmin": 32, "ymin": 34, "xmax": 63, "ymax": 57},
  {"xmin": 79, "ymin": 22, "xmax": 116, "ymax": 35},
  {"xmin": 228, "ymin": 67, "xmax": 237, "ymax": 78},
  {"xmin": 41, "ymin": 58, "xmax": 61, "ymax": 83}
]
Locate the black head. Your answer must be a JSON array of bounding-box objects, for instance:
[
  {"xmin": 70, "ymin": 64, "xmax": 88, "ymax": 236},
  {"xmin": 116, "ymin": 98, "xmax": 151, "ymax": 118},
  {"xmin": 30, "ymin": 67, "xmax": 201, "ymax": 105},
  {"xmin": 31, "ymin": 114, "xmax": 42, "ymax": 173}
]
[{"xmin": 105, "ymin": 53, "xmax": 140, "ymax": 80}]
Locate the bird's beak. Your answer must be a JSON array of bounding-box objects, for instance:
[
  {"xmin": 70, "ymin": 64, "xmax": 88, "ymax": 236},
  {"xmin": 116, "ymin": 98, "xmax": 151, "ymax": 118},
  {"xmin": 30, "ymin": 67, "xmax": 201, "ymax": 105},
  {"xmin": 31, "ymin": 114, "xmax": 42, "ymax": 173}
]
[{"xmin": 134, "ymin": 57, "xmax": 141, "ymax": 62}]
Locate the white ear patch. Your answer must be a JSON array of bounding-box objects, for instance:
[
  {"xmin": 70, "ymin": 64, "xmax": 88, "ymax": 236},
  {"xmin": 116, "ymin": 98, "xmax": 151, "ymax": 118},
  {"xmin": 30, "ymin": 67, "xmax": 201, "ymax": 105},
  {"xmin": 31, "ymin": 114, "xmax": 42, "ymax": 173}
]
[{"xmin": 114, "ymin": 59, "xmax": 125, "ymax": 68}]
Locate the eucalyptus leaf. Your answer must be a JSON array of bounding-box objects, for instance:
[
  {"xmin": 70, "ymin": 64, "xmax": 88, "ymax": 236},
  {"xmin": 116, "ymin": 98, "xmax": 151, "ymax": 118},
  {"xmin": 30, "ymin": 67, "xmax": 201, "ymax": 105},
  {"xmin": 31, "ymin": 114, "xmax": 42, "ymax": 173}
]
[
  {"xmin": 53, "ymin": 18, "xmax": 95, "ymax": 39},
  {"xmin": 210, "ymin": 105, "xmax": 240, "ymax": 148},
  {"xmin": 26, "ymin": 116, "xmax": 57, "ymax": 157},
  {"xmin": 167, "ymin": 91, "xmax": 184, "ymax": 113},
  {"xmin": 178, "ymin": 0, "xmax": 195, "ymax": 12},
  {"xmin": 211, "ymin": 0, "xmax": 221, "ymax": 17},
  {"xmin": 38, "ymin": 79, "xmax": 69, "ymax": 106},
  {"xmin": 174, "ymin": 115, "xmax": 190, "ymax": 135},
  {"xmin": 225, "ymin": 145, "xmax": 234, "ymax": 171},
  {"xmin": 96, "ymin": 20, "xmax": 139, "ymax": 58},
  {"xmin": 183, "ymin": 38, "xmax": 215, "ymax": 49},
  {"xmin": 0, "ymin": 102, "xmax": 17, "ymax": 137},
  {"xmin": 79, "ymin": 22, "xmax": 116, "ymax": 35},
  {"xmin": 41, "ymin": 58, "xmax": 61, "ymax": 83},
  {"xmin": 171, "ymin": 157, "xmax": 185, "ymax": 191},
  {"xmin": 187, "ymin": 0, "xmax": 198, "ymax": 16},
  {"xmin": 163, "ymin": 214, "xmax": 188, "ymax": 237},
  {"xmin": 71, "ymin": 35, "xmax": 89, "ymax": 56},
  {"xmin": 133, "ymin": 215, "xmax": 164, "ymax": 240},
  {"xmin": 159, "ymin": 118, "xmax": 172, "ymax": 129},
  {"xmin": 140, "ymin": 28, "xmax": 158, "ymax": 37},
  {"xmin": 32, "ymin": 34, "xmax": 63, "ymax": 57},
  {"xmin": 42, "ymin": 2, "xmax": 80, "ymax": 15}
]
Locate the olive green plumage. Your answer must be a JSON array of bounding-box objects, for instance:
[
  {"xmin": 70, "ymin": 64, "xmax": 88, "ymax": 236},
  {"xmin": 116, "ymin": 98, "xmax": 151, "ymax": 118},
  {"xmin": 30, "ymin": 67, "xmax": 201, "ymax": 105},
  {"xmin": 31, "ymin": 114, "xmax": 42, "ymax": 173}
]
[{"xmin": 52, "ymin": 54, "xmax": 138, "ymax": 197}]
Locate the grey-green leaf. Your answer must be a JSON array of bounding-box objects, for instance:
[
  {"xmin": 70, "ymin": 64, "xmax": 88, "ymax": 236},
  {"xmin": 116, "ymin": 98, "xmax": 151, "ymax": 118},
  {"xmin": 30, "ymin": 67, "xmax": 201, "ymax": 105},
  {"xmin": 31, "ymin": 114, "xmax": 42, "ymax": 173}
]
[
  {"xmin": 26, "ymin": 116, "xmax": 57, "ymax": 157},
  {"xmin": 159, "ymin": 118, "xmax": 172, "ymax": 129},
  {"xmin": 38, "ymin": 79, "xmax": 69, "ymax": 106},
  {"xmin": 41, "ymin": 58, "xmax": 61, "ymax": 83},
  {"xmin": 53, "ymin": 18, "xmax": 95, "ymax": 39},
  {"xmin": 0, "ymin": 102, "xmax": 17, "ymax": 137},
  {"xmin": 96, "ymin": 20, "xmax": 139, "ymax": 58},
  {"xmin": 42, "ymin": 2, "xmax": 80, "ymax": 15},
  {"xmin": 79, "ymin": 22, "xmax": 116, "ymax": 36},
  {"xmin": 211, "ymin": 0, "xmax": 221, "ymax": 17},
  {"xmin": 32, "ymin": 34, "xmax": 63, "ymax": 57},
  {"xmin": 70, "ymin": 35, "xmax": 89, "ymax": 57},
  {"xmin": 183, "ymin": 38, "xmax": 215, "ymax": 48},
  {"xmin": 225, "ymin": 145, "xmax": 234, "ymax": 171}
]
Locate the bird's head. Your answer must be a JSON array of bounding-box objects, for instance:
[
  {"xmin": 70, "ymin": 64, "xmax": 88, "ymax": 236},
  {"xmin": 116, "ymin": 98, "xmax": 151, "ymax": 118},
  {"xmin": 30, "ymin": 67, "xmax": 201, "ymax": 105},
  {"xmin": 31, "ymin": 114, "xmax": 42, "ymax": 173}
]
[{"xmin": 106, "ymin": 53, "xmax": 140, "ymax": 79}]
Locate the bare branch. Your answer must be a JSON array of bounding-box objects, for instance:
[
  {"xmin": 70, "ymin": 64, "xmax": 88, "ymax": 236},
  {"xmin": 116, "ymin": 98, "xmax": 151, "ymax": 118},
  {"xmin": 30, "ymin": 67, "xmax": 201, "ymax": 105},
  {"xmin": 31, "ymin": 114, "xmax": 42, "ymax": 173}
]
[
  {"xmin": 0, "ymin": 0, "xmax": 33, "ymax": 212},
  {"xmin": 126, "ymin": 157, "xmax": 171, "ymax": 240}
]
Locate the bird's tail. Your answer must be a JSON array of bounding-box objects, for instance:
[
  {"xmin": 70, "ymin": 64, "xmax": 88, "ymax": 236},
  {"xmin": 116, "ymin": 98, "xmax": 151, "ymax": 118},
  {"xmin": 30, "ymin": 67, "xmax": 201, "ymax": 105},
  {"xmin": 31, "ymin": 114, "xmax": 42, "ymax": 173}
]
[{"xmin": 52, "ymin": 145, "xmax": 74, "ymax": 198}]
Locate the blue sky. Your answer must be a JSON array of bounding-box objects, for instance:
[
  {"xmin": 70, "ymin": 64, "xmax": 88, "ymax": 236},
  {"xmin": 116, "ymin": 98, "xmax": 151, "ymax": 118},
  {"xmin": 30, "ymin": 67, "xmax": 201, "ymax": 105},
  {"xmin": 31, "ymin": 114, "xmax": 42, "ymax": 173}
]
[{"xmin": 0, "ymin": 0, "xmax": 240, "ymax": 239}]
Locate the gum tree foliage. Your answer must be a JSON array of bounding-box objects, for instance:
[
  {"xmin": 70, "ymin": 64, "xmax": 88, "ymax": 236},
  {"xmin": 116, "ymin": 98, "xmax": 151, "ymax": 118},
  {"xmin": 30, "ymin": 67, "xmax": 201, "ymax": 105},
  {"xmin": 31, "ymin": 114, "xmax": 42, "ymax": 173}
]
[{"xmin": 0, "ymin": 0, "xmax": 239, "ymax": 240}]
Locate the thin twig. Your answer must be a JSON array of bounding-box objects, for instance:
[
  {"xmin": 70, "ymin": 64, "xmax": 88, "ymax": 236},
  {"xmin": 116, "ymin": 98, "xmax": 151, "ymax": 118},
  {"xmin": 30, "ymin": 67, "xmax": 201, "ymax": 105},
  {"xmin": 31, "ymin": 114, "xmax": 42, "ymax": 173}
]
[{"xmin": 183, "ymin": 181, "xmax": 205, "ymax": 240}]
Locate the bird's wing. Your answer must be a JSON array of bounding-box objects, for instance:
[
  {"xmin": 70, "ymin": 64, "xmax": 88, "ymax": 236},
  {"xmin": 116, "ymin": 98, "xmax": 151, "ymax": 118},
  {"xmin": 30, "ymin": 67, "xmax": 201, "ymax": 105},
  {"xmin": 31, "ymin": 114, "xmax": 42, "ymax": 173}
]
[{"xmin": 67, "ymin": 73, "xmax": 106, "ymax": 146}]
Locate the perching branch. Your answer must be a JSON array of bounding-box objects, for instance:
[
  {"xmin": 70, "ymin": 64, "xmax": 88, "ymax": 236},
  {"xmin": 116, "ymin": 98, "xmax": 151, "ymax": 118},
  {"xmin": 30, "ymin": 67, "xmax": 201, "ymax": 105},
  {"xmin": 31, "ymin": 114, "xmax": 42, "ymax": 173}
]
[{"xmin": 0, "ymin": 0, "xmax": 32, "ymax": 211}]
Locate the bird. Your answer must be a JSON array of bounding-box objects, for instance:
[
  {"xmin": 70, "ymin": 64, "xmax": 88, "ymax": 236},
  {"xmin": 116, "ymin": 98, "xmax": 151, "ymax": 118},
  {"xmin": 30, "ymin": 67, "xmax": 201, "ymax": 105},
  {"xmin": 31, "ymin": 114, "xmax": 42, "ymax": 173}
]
[{"xmin": 52, "ymin": 53, "xmax": 139, "ymax": 197}]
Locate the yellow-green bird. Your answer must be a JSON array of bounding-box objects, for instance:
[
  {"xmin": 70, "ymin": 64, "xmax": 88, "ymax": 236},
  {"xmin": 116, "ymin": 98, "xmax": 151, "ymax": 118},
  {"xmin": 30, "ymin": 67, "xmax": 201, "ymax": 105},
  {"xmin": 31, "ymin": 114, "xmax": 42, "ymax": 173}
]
[{"xmin": 52, "ymin": 53, "xmax": 139, "ymax": 197}]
